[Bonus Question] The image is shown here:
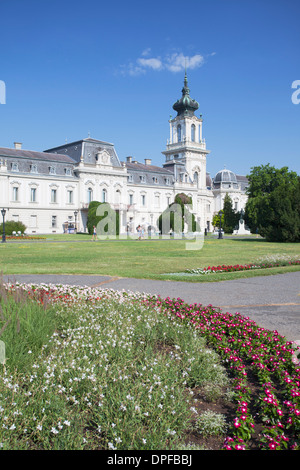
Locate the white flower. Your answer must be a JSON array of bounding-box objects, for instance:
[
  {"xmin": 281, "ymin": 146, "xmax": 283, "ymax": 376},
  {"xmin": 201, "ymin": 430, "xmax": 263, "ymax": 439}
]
[{"xmin": 51, "ymin": 427, "xmax": 59, "ymax": 434}]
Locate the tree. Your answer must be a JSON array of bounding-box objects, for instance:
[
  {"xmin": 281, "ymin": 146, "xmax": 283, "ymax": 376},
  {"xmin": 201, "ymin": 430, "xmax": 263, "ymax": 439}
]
[
  {"xmin": 158, "ymin": 193, "xmax": 200, "ymax": 234},
  {"xmin": 222, "ymin": 193, "xmax": 239, "ymax": 234},
  {"xmin": 244, "ymin": 164, "xmax": 300, "ymax": 242},
  {"xmin": 87, "ymin": 201, "xmax": 119, "ymax": 236},
  {"xmin": 212, "ymin": 212, "xmax": 224, "ymax": 230}
]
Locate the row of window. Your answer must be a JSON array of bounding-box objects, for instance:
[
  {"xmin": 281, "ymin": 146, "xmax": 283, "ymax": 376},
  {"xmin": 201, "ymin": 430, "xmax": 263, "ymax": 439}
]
[
  {"xmin": 176, "ymin": 123, "xmax": 197, "ymax": 143},
  {"xmin": 128, "ymin": 175, "xmax": 171, "ymax": 185},
  {"xmin": 87, "ymin": 187, "xmax": 171, "ymax": 208},
  {"xmin": 10, "ymin": 162, "xmax": 72, "ymax": 176},
  {"xmin": 10, "ymin": 214, "xmax": 74, "ymax": 229},
  {"xmin": 11, "ymin": 187, "xmax": 74, "ymax": 204}
]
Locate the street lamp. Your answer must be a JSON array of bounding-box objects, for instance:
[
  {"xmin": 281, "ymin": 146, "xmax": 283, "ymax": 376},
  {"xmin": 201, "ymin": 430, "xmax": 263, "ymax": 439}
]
[
  {"xmin": 74, "ymin": 210, "xmax": 78, "ymax": 233},
  {"xmin": 1, "ymin": 209, "xmax": 7, "ymax": 243},
  {"xmin": 218, "ymin": 210, "xmax": 223, "ymax": 239}
]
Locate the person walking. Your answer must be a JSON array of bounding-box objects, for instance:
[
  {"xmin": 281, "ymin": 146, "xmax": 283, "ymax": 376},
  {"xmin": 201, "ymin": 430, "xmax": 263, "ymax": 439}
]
[{"xmin": 92, "ymin": 225, "xmax": 97, "ymax": 241}]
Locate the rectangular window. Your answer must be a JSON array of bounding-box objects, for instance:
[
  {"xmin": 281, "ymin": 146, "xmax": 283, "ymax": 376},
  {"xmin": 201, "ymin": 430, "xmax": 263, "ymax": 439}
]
[
  {"xmin": 51, "ymin": 216, "xmax": 57, "ymax": 228},
  {"xmin": 30, "ymin": 164, "xmax": 38, "ymax": 173},
  {"xmin": 49, "ymin": 166, "xmax": 56, "ymax": 175},
  {"xmin": 129, "ymin": 194, "xmax": 133, "ymax": 205},
  {"xmin": 51, "ymin": 189, "xmax": 57, "ymax": 203},
  {"xmin": 67, "ymin": 190, "xmax": 73, "ymax": 204},
  {"xmin": 30, "ymin": 215, "xmax": 37, "ymax": 228},
  {"xmin": 155, "ymin": 195, "xmax": 160, "ymax": 207},
  {"xmin": 13, "ymin": 187, "xmax": 19, "ymax": 201},
  {"xmin": 30, "ymin": 188, "xmax": 36, "ymax": 202},
  {"xmin": 141, "ymin": 194, "xmax": 146, "ymax": 206}
]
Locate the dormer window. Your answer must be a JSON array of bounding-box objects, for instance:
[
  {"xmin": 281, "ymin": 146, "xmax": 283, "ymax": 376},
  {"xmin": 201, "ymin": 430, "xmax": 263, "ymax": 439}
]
[
  {"xmin": 140, "ymin": 175, "xmax": 146, "ymax": 183},
  {"xmin": 65, "ymin": 168, "xmax": 72, "ymax": 176},
  {"xmin": 11, "ymin": 162, "xmax": 19, "ymax": 172},
  {"xmin": 128, "ymin": 175, "xmax": 133, "ymax": 183},
  {"xmin": 165, "ymin": 177, "xmax": 170, "ymax": 185},
  {"xmin": 49, "ymin": 166, "xmax": 56, "ymax": 175},
  {"xmin": 30, "ymin": 164, "xmax": 38, "ymax": 173},
  {"xmin": 152, "ymin": 177, "xmax": 158, "ymax": 184}
]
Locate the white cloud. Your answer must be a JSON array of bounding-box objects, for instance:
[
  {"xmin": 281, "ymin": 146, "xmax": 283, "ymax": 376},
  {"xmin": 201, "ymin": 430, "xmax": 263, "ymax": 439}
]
[
  {"xmin": 137, "ymin": 57, "xmax": 163, "ymax": 70},
  {"xmin": 121, "ymin": 51, "xmax": 206, "ymax": 76},
  {"xmin": 141, "ymin": 48, "xmax": 152, "ymax": 57},
  {"xmin": 165, "ymin": 53, "xmax": 204, "ymax": 72}
]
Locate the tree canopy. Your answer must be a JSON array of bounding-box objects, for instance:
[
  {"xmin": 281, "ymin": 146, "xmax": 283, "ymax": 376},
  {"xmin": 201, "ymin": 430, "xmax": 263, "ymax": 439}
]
[
  {"xmin": 244, "ymin": 164, "xmax": 300, "ymax": 242},
  {"xmin": 158, "ymin": 193, "xmax": 199, "ymax": 234}
]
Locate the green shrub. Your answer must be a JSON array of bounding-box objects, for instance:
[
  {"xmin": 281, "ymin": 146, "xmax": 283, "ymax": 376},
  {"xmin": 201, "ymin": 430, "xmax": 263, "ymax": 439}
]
[{"xmin": 0, "ymin": 220, "xmax": 27, "ymax": 235}]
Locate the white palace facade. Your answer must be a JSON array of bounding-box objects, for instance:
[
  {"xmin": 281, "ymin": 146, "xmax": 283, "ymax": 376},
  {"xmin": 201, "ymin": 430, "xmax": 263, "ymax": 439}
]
[{"xmin": 0, "ymin": 75, "xmax": 248, "ymax": 235}]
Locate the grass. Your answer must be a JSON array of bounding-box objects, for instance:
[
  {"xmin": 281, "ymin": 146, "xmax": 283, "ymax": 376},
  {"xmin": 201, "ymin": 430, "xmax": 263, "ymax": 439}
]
[{"xmin": 0, "ymin": 235, "xmax": 299, "ymax": 281}]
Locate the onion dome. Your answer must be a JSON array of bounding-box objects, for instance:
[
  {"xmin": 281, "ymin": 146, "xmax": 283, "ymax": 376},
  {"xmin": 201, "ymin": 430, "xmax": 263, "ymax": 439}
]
[{"xmin": 173, "ymin": 73, "xmax": 199, "ymax": 117}]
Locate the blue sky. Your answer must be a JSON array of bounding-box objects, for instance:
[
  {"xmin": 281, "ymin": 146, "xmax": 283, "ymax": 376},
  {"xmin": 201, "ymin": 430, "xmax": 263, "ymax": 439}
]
[{"xmin": 0, "ymin": 0, "xmax": 299, "ymax": 178}]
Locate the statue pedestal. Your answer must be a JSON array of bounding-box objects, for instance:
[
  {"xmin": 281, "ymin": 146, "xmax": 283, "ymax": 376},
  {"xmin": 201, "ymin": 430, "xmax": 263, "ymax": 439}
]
[{"xmin": 234, "ymin": 220, "xmax": 250, "ymax": 235}]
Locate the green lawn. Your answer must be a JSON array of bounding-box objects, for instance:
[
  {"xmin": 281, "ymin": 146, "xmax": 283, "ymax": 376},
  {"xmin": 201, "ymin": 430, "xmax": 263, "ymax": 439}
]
[{"xmin": 0, "ymin": 234, "xmax": 299, "ymax": 281}]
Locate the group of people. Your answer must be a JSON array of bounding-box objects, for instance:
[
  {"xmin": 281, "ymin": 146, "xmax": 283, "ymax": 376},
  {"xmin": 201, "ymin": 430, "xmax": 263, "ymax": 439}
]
[
  {"xmin": 91, "ymin": 224, "xmax": 150, "ymax": 240},
  {"xmin": 136, "ymin": 225, "xmax": 145, "ymax": 240}
]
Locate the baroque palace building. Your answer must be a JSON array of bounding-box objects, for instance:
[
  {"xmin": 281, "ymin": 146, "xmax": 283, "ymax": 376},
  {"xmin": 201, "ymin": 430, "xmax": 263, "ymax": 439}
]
[{"xmin": 0, "ymin": 75, "xmax": 248, "ymax": 234}]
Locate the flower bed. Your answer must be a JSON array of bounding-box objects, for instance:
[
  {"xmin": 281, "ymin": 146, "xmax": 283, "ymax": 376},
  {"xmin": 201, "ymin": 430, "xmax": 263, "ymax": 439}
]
[
  {"xmin": 2, "ymin": 282, "xmax": 300, "ymax": 450},
  {"xmin": 159, "ymin": 296, "xmax": 300, "ymax": 450},
  {"xmin": 185, "ymin": 259, "xmax": 300, "ymax": 275},
  {"xmin": 6, "ymin": 236, "xmax": 46, "ymax": 240}
]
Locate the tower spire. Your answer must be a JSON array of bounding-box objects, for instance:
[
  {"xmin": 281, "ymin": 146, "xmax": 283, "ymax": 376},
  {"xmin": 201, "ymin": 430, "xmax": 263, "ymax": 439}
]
[{"xmin": 172, "ymin": 73, "xmax": 199, "ymax": 117}]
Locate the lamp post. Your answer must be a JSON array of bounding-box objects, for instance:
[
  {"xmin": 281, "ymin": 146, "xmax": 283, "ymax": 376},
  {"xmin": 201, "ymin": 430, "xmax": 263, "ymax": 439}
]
[
  {"xmin": 1, "ymin": 209, "xmax": 7, "ymax": 243},
  {"xmin": 218, "ymin": 210, "xmax": 223, "ymax": 239},
  {"xmin": 74, "ymin": 210, "xmax": 78, "ymax": 233}
]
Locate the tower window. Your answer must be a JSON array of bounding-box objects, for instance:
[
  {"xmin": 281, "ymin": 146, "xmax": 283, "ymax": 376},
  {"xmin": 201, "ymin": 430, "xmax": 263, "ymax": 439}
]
[
  {"xmin": 191, "ymin": 124, "xmax": 196, "ymax": 142},
  {"xmin": 177, "ymin": 125, "xmax": 181, "ymax": 142}
]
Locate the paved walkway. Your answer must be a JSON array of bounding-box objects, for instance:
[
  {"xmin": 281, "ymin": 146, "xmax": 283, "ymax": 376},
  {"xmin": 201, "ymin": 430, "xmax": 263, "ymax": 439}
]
[{"xmin": 3, "ymin": 271, "xmax": 300, "ymax": 342}]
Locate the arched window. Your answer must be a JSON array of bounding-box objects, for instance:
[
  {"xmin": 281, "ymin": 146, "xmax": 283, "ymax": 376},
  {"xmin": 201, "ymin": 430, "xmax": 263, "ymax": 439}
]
[
  {"xmin": 191, "ymin": 124, "xmax": 196, "ymax": 142},
  {"xmin": 193, "ymin": 172, "xmax": 198, "ymax": 186},
  {"xmin": 87, "ymin": 187, "xmax": 93, "ymax": 203},
  {"xmin": 102, "ymin": 188, "xmax": 107, "ymax": 203},
  {"xmin": 177, "ymin": 124, "xmax": 181, "ymax": 142}
]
